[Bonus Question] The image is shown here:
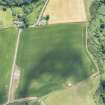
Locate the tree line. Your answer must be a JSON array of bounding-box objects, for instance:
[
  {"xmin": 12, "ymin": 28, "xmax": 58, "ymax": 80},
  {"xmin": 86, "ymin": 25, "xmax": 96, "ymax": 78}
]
[{"xmin": 88, "ymin": 0, "xmax": 105, "ymax": 104}]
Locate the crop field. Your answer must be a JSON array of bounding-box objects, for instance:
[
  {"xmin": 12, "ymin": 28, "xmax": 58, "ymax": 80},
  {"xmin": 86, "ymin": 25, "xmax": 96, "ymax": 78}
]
[
  {"xmin": 16, "ymin": 23, "xmax": 95, "ymax": 99},
  {"xmin": 43, "ymin": 0, "xmax": 87, "ymax": 24},
  {"xmin": 0, "ymin": 28, "xmax": 17, "ymax": 104}
]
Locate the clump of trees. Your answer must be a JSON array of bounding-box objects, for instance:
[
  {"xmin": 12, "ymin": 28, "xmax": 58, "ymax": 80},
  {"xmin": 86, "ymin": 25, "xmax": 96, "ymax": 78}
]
[
  {"xmin": 0, "ymin": 0, "xmax": 34, "ymax": 7},
  {"xmin": 88, "ymin": 0, "xmax": 105, "ymax": 72},
  {"xmin": 88, "ymin": 0, "xmax": 105, "ymax": 104},
  {"xmin": 0, "ymin": 0, "xmax": 40, "ymax": 28}
]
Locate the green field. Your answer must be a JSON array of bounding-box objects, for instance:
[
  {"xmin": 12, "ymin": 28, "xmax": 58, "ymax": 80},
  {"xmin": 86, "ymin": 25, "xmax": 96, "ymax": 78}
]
[
  {"xmin": 16, "ymin": 23, "xmax": 95, "ymax": 98},
  {"xmin": 0, "ymin": 28, "xmax": 17, "ymax": 104}
]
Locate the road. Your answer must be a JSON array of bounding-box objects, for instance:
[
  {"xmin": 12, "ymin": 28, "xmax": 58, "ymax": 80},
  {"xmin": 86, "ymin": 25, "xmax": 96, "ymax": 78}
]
[{"xmin": 8, "ymin": 97, "xmax": 38, "ymax": 104}]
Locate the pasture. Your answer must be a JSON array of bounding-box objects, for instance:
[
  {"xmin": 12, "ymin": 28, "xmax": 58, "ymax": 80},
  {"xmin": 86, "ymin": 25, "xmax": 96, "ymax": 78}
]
[
  {"xmin": 16, "ymin": 23, "xmax": 95, "ymax": 99},
  {"xmin": 0, "ymin": 28, "xmax": 17, "ymax": 104}
]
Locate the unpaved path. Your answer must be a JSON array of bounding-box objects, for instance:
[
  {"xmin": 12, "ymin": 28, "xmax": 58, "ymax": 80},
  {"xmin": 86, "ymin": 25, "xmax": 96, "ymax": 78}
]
[
  {"xmin": 8, "ymin": 29, "xmax": 22, "ymax": 103},
  {"xmin": 9, "ymin": 97, "xmax": 38, "ymax": 104}
]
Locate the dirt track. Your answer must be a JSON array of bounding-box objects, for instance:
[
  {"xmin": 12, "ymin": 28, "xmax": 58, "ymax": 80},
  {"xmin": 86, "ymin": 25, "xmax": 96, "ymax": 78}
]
[{"xmin": 44, "ymin": 0, "xmax": 87, "ymax": 24}]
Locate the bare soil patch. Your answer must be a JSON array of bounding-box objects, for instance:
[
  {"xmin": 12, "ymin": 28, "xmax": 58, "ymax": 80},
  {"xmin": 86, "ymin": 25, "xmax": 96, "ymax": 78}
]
[
  {"xmin": 10, "ymin": 65, "xmax": 21, "ymax": 101},
  {"xmin": 44, "ymin": 0, "xmax": 87, "ymax": 24}
]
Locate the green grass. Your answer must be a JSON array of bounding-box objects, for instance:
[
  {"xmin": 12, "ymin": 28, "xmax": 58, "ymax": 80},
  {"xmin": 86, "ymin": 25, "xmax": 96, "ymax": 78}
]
[
  {"xmin": 0, "ymin": 8, "xmax": 13, "ymax": 27},
  {"xmin": 0, "ymin": 28, "xmax": 17, "ymax": 104},
  {"xmin": 42, "ymin": 73, "xmax": 99, "ymax": 105},
  {"xmin": 16, "ymin": 23, "xmax": 95, "ymax": 98}
]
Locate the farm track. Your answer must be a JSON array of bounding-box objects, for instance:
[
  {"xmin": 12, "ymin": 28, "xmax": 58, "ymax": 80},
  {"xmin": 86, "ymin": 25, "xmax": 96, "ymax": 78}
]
[
  {"xmin": 29, "ymin": 0, "xmax": 49, "ymax": 27},
  {"xmin": 7, "ymin": 29, "xmax": 22, "ymax": 103},
  {"xmin": 35, "ymin": 0, "xmax": 49, "ymax": 25}
]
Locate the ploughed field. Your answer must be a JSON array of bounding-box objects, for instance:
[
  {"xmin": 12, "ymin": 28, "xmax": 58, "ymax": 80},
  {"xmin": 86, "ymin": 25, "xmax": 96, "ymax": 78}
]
[
  {"xmin": 16, "ymin": 23, "xmax": 95, "ymax": 98},
  {"xmin": 0, "ymin": 28, "xmax": 17, "ymax": 104}
]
